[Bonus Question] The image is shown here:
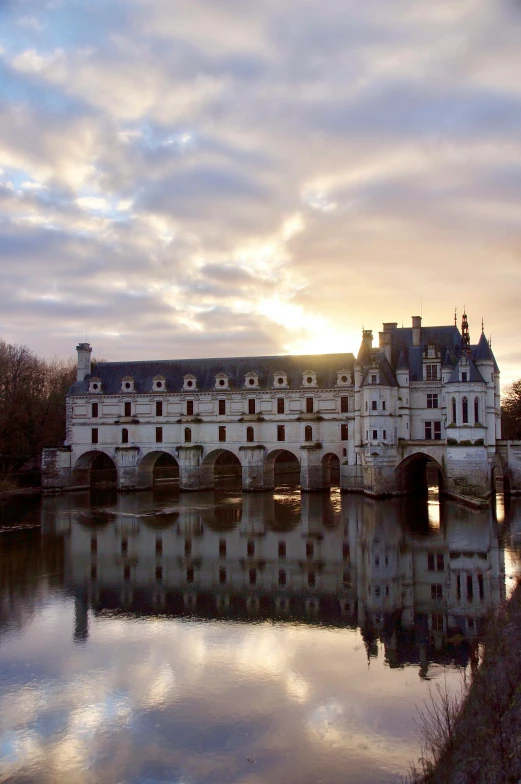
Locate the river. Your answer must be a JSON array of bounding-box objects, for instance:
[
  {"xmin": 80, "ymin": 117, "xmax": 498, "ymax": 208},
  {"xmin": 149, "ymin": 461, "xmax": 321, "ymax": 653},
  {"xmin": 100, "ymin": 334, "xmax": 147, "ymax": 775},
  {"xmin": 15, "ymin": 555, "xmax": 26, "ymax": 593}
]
[{"xmin": 1, "ymin": 482, "xmax": 520, "ymax": 784}]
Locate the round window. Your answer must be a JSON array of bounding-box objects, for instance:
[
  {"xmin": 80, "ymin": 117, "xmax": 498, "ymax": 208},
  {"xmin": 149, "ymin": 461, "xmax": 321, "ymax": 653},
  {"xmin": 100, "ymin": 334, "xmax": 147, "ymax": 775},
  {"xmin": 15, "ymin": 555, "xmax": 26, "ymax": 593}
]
[
  {"xmin": 277, "ymin": 377, "xmax": 284, "ymax": 385},
  {"xmin": 341, "ymin": 375, "xmax": 347, "ymax": 383},
  {"xmin": 248, "ymin": 378, "xmax": 255, "ymax": 385},
  {"xmin": 187, "ymin": 380, "xmax": 193, "ymax": 388},
  {"xmin": 156, "ymin": 382, "xmax": 162, "ymax": 388},
  {"xmin": 92, "ymin": 384, "xmax": 98, "ymax": 390},
  {"xmin": 125, "ymin": 382, "xmax": 131, "ymax": 389},
  {"xmin": 306, "ymin": 376, "xmax": 313, "ymax": 384},
  {"xmin": 219, "ymin": 379, "xmax": 225, "ymax": 386}
]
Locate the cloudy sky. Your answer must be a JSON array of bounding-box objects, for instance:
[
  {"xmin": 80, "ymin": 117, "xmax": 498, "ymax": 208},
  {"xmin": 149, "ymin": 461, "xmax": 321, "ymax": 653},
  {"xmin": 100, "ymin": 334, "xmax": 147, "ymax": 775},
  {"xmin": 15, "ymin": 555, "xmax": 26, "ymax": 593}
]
[{"xmin": 1, "ymin": 0, "xmax": 520, "ymax": 383}]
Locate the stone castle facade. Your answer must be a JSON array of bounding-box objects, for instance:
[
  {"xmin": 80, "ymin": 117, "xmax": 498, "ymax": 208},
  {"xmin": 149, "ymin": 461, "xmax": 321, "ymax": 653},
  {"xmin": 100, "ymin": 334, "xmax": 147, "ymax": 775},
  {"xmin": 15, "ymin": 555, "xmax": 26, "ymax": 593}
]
[{"xmin": 42, "ymin": 313, "xmax": 520, "ymax": 500}]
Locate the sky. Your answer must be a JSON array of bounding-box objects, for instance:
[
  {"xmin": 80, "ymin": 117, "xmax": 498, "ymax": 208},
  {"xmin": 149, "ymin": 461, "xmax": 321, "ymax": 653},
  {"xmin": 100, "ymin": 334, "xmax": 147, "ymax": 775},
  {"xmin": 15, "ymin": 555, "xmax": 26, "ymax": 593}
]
[{"xmin": 0, "ymin": 0, "xmax": 520, "ymax": 386}]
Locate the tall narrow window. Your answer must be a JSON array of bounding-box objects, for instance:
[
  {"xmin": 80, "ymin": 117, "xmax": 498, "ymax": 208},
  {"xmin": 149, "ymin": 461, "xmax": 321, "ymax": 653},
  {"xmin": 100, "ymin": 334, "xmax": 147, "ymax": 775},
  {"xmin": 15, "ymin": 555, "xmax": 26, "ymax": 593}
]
[
  {"xmin": 219, "ymin": 426, "xmax": 226, "ymax": 442},
  {"xmin": 474, "ymin": 397, "xmax": 480, "ymax": 424},
  {"xmin": 382, "ymin": 400, "xmax": 386, "ymax": 410},
  {"xmin": 371, "ymin": 400, "xmax": 377, "ymax": 410},
  {"xmin": 425, "ymin": 365, "xmax": 437, "ymax": 381},
  {"xmin": 246, "ymin": 426, "xmax": 254, "ymax": 442},
  {"xmin": 478, "ymin": 573, "xmax": 484, "ymax": 600},
  {"xmin": 155, "ymin": 427, "xmax": 163, "ymax": 443},
  {"xmin": 92, "ymin": 402, "xmax": 98, "ymax": 418},
  {"xmin": 91, "ymin": 428, "xmax": 98, "ymax": 444},
  {"xmin": 304, "ymin": 425, "xmax": 313, "ymax": 442},
  {"xmin": 184, "ymin": 427, "xmax": 191, "ymax": 443},
  {"xmin": 425, "ymin": 422, "xmax": 432, "ymax": 440},
  {"xmin": 277, "ymin": 424, "xmax": 285, "ymax": 441},
  {"xmin": 461, "ymin": 372, "xmax": 468, "ymax": 382},
  {"xmin": 306, "ymin": 397, "xmax": 314, "ymax": 413},
  {"xmin": 451, "ymin": 397, "xmax": 457, "ymax": 424},
  {"xmin": 371, "ymin": 374, "xmax": 377, "ymax": 385},
  {"xmin": 124, "ymin": 401, "xmax": 131, "ymax": 417},
  {"xmin": 340, "ymin": 396, "xmax": 348, "ymax": 413},
  {"xmin": 218, "ymin": 399, "xmax": 226, "ymax": 415},
  {"xmin": 156, "ymin": 401, "xmax": 163, "ymax": 417},
  {"xmin": 341, "ymin": 424, "xmax": 348, "ymax": 440},
  {"xmin": 219, "ymin": 568, "xmax": 226, "ymax": 585},
  {"xmin": 278, "ymin": 541, "xmax": 286, "ymax": 558},
  {"xmin": 121, "ymin": 428, "xmax": 128, "ymax": 444},
  {"xmin": 467, "ymin": 574, "xmax": 473, "ymax": 601},
  {"xmin": 434, "ymin": 422, "xmax": 441, "ymax": 440},
  {"xmin": 277, "ymin": 397, "xmax": 285, "ymax": 414},
  {"xmin": 219, "ymin": 538, "xmax": 226, "ymax": 557},
  {"xmin": 186, "ymin": 400, "xmax": 194, "ymax": 416},
  {"xmin": 248, "ymin": 398, "xmax": 256, "ymax": 414},
  {"xmin": 462, "ymin": 396, "xmax": 468, "ymax": 424}
]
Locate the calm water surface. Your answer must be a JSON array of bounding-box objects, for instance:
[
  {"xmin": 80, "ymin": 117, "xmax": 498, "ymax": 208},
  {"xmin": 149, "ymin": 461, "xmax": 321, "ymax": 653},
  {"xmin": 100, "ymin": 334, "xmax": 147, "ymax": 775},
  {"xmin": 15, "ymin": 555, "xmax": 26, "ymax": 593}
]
[{"xmin": 1, "ymin": 483, "xmax": 520, "ymax": 784}]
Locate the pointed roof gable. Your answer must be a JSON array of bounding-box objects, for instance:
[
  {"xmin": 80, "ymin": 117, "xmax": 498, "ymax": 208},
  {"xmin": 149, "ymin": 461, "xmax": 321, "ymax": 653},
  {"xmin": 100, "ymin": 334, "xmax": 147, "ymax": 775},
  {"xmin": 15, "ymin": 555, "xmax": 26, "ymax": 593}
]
[{"xmin": 446, "ymin": 353, "xmax": 486, "ymax": 384}]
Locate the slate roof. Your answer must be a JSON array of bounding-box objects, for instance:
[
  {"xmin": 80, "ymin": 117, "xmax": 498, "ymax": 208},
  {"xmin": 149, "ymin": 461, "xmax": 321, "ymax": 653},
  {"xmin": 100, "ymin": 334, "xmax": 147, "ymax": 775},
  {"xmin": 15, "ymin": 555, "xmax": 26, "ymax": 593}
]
[
  {"xmin": 68, "ymin": 352, "xmax": 356, "ymax": 396},
  {"xmin": 387, "ymin": 325, "xmax": 462, "ymax": 382},
  {"xmin": 361, "ymin": 352, "xmax": 398, "ymax": 387},
  {"xmin": 472, "ymin": 332, "xmax": 499, "ymax": 372},
  {"xmin": 446, "ymin": 354, "xmax": 486, "ymax": 384}
]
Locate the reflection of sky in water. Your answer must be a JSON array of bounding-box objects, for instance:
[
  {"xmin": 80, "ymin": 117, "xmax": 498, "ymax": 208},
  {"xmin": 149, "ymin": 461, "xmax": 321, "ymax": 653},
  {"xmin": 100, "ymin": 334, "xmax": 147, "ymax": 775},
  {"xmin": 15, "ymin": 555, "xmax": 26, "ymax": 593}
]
[
  {"xmin": 2, "ymin": 490, "xmax": 521, "ymax": 783},
  {"xmin": 0, "ymin": 603, "xmax": 452, "ymax": 784}
]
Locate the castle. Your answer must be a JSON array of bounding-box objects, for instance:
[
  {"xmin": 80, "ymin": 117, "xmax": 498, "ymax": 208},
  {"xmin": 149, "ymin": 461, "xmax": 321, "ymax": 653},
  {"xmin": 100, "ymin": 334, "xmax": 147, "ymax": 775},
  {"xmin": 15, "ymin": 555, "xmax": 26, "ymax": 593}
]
[{"xmin": 42, "ymin": 313, "xmax": 520, "ymax": 501}]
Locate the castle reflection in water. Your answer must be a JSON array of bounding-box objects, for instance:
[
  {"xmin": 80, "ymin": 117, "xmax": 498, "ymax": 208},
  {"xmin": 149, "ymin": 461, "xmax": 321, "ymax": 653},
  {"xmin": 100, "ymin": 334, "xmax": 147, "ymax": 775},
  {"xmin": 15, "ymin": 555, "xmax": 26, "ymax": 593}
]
[{"xmin": 42, "ymin": 487, "xmax": 516, "ymax": 677}]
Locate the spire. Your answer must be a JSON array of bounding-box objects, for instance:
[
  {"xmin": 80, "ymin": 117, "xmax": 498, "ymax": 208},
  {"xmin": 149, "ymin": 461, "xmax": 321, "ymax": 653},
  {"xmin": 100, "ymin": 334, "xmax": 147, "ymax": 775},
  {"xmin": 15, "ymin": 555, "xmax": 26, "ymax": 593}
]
[
  {"xmin": 454, "ymin": 306, "xmax": 457, "ymax": 327},
  {"xmin": 481, "ymin": 317, "xmax": 484, "ymax": 334},
  {"xmin": 461, "ymin": 307, "xmax": 470, "ymax": 352},
  {"xmin": 474, "ymin": 330, "xmax": 495, "ymax": 362}
]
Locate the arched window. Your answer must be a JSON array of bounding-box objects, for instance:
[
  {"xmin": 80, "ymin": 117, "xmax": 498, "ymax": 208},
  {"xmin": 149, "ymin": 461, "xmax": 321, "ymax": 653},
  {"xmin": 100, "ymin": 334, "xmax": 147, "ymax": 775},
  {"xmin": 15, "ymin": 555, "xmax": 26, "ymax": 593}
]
[
  {"xmin": 474, "ymin": 397, "xmax": 480, "ymax": 424},
  {"xmin": 184, "ymin": 427, "xmax": 191, "ymax": 443},
  {"xmin": 121, "ymin": 428, "xmax": 128, "ymax": 444},
  {"xmin": 451, "ymin": 397, "xmax": 457, "ymax": 424},
  {"xmin": 304, "ymin": 425, "xmax": 313, "ymax": 442},
  {"xmin": 462, "ymin": 396, "xmax": 468, "ymax": 424},
  {"xmin": 246, "ymin": 426, "xmax": 254, "ymax": 443}
]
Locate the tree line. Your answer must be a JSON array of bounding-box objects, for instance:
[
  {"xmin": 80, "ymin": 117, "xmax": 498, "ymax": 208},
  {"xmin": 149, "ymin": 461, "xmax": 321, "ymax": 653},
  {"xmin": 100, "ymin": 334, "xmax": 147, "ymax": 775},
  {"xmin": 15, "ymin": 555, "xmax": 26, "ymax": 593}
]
[{"xmin": 0, "ymin": 340, "xmax": 76, "ymax": 467}]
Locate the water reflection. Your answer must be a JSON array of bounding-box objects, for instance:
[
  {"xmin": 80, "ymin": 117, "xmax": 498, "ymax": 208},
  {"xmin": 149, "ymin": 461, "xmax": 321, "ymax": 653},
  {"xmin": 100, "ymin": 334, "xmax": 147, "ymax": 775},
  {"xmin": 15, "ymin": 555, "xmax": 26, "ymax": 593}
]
[{"xmin": 1, "ymin": 488, "xmax": 520, "ymax": 784}]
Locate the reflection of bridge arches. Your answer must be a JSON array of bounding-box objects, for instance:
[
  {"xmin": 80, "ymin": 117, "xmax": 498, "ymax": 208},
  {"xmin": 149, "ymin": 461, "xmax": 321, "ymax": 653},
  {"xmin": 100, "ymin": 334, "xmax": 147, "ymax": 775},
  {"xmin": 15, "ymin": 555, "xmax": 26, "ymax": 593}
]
[
  {"xmin": 396, "ymin": 453, "xmax": 445, "ymax": 496},
  {"xmin": 322, "ymin": 452, "xmax": 340, "ymax": 489},
  {"xmin": 201, "ymin": 448, "xmax": 242, "ymax": 487},
  {"xmin": 137, "ymin": 450, "xmax": 179, "ymax": 487},
  {"xmin": 72, "ymin": 450, "xmax": 117, "ymax": 487}
]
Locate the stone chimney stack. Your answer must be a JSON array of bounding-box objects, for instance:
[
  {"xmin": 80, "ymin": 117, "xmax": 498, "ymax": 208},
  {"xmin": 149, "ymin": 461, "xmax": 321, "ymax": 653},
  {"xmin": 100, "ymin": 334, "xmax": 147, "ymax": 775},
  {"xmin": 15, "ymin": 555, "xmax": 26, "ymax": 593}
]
[
  {"xmin": 412, "ymin": 316, "xmax": 422, "ymax": 348},
  {"xmin": 76, "ymin": 343, "xmax": 92, "ymax": 382},
  {"xmin": 379, "ymin": 322, "xmax": 397, "ymax": 363},
  {"xmin": 362, "ymin": 329, "xmax": 373, "ymax": 350}
]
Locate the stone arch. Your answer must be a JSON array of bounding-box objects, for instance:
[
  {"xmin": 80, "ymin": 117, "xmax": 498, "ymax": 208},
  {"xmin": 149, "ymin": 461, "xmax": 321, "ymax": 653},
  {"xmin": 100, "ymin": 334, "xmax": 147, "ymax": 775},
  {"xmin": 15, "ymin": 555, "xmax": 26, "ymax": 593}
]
[
  {"xmin": 201, "ymin": 448, "xmax": 242, "ymax": 488},
  {"xmin": 137, "ymin": 450, "xmax": 179, "ymax": 487},
  {"xmin": 395, "ymin": 452, "xmax": 445, "ymax": 497},
  {"xmin": 264, "ymin": 447, "xmax": 301, "ymax": 489},
  {"xmin": 72, "ymin": 450, "xmax": 117, "ymax": 488},
  {"xmin": 321, "ymin": 452, "xmax": 340, "ymax": 489}
]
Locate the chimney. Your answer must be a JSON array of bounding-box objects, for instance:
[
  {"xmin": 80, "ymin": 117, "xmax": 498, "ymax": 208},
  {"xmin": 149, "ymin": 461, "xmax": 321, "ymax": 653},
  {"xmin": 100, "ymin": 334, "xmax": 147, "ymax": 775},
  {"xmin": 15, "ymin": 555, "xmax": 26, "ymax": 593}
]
[
  {"xmin": 412, "ymin": 316, "xmax": 422, "ymax": 348},
  {"xmin": 379, "ymin": 330, "xmax": 392, "ymax": 363},
  {"xmin": 362, "ymin": 329, "xmax": 373, "ymax": 349},
  {"xmin": 76, "ymin": 342, "xmax": 92, "ymax": 381}
]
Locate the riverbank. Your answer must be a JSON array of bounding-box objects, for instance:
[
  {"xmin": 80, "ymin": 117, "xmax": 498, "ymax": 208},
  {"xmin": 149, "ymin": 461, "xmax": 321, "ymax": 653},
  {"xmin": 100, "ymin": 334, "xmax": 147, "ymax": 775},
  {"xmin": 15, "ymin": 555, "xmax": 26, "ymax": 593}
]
[{"xmin": 409, "ymin": 581, "xmax": 521, "ymax": 783}]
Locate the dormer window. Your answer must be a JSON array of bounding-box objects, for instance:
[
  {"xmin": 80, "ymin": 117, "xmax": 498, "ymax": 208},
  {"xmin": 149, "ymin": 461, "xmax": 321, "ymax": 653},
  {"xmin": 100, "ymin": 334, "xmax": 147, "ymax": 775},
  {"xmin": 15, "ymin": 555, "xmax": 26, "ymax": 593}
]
[
  {"xmin": 183, "ymin": 374, "xmax": 197, "ymax": 391},
  {"xmin": 302, "ymin": 371, "xmax": 317, "ymax": 387},
  {"xmin": 336, "ymin": 370, "xmax": 351, "ymax": 386},
  {"xmin": 153, "ymin": 375, "xmax": 166, "ymax": 391},
  {"xmin": 244, "ymin": 372, "xmax": 259, "ymax": 388},
  {"xmin": 89, "ymin": 377, "xmax": 102, "ymax": 393},
  {"xmin": 424, "ymin": 364, "xmax": 439, "ymax": 381},
  {"xmin": 121, "ymin": 376, "xmax": 135, "ymax": 393},
  {"xmin": 215, "ymin": 373, "xmax": 229, "ymax": 390},
  {"xmin": 273, "ymin": 371, "xmax": 288, "ymax": 388},
  {"xmin": 371, "ymin": 374, "xmax": 378, "ymax": 385}
]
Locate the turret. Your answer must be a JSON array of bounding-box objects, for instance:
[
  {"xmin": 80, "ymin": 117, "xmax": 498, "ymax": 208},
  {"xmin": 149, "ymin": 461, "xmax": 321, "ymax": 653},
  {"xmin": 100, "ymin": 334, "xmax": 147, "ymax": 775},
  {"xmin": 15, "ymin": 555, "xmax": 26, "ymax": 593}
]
[{"xmin": 76, "ymin": 342, "xmax": 92, "ymax": 382}]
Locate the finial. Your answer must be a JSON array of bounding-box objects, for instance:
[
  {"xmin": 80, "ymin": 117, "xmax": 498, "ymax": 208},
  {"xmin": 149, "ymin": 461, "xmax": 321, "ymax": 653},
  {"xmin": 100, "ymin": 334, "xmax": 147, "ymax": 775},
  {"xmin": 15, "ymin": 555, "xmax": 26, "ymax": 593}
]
[
  {"xmin": 481, "ymin": 317, "xmax": 484, "ymax": 334},
  {"xmin": 454, "ymin": 307, "xmax": 457, "ymax": 327}
]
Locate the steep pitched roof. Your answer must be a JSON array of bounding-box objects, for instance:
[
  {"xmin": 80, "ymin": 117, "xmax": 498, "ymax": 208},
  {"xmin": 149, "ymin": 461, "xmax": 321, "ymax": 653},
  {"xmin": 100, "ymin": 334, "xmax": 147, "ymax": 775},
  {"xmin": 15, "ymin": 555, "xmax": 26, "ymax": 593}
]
[
  {"xmin": 446, "ymin": 354, "xmax": 486, "ymax": 384},
  {"xmin": 387, "ymin": 325, "xmax": 462, "ymax": 381},
  {"xmin": 361, "ymin": 352, "xmax": 398, "ymax": 387},
  {"xmin": 68, "ymin": 352, "xmax": 356, "ymax": 395},
  {"xmin": 472, "ymin": 332, "xmax": 497, "ymax": 368}
]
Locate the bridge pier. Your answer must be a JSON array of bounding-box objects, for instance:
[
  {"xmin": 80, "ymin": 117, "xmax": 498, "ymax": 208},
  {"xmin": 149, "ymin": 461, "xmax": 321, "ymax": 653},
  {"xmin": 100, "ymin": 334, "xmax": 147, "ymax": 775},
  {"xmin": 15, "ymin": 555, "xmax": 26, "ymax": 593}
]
[
  {"xmin": 116, "ymin": 446, "xmax": 141, "ymax": 490},
  {"xmin": 177, "ymin": 446, "xmax": 210, "ymax": 491},
  {"xmin": 300, "ymin": 444, "xmax": 325, "ymax": 491},
  {"xmin": 240, "ymin": 445, "xmax": 267, "ymax": 491}
]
